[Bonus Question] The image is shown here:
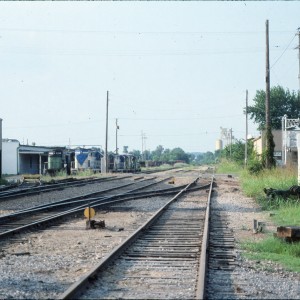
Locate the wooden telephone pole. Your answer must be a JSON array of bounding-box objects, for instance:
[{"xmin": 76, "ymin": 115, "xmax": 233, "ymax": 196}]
[
  {"xmin": 265, "ymin": 20, "xmax": 274, "ymax": 168},
  {"xmin": 245, "ymin": 90, "xmax": 248, "ymax": 166},
  {"xmin": 105, "ymin": 91, "xmax": 109, "ymax": 173},
  {"xmin": 297, "ymin": 28, "xmax": 300, "ymax": 98}
]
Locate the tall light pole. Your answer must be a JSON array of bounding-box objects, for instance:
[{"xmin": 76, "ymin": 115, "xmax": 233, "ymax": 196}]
[
  {"xmin": 141, "ymin": 131, "xmax": 147, "ymax": 160},
  {"xmin": 0, "ymin": 118, "xmax": 2, "ymax": 179},
  {"xmin": 105, "ymin": 91, "xmax": 109, "ymax": 173},
  {"xmin": 245, "ymin": 90, "xmax": 248, "ymax": 166},
  {"xmin": 265, "ymin": 19, "xmax": 272, "ymax": 169},
  {"xmin": 115, "ymin": 118, "xmax": 119, "ymax": 154},
  {"xmin": 229, "ymin": 128, "xmax": 233, "ymax": 158},
  {"xmin": 297, "ymin": 28, "xmax": 300, "ymax": 99}
]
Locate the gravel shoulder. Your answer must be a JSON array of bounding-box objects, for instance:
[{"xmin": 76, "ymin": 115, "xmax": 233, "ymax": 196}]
[
  {"xmin": 214, "ymin": 174, "xmax": 300, "ymax": 299},
  {"xmin": 2, "ymin": 170, "xmax": 299, "ymax": 299},
  {"xmin": 0, "ymin": 172, "xmax": 198, "ymax": 299}
]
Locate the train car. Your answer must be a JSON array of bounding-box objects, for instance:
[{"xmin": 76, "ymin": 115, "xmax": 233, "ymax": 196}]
[
  {"xmin": 107, "ymin": 154, "xmax": 140, "ymax": 173},
  {"xmin": 131, "ymin": 155, "xmax": 141, "ymax": 172},
  {"xmin": 108, "ymin": 153, "xmax": 115, "ymax": 171},
  {"xmin": 45, "ymin": 149, "xmax": 64, "ymax": 175},
  {"xmin": 73, "ymin": 148, "xmax": 102, "ymax": 173},
  {"xmin": 44, "ymin": 149, "xmax": 74, "ymax": 176}
]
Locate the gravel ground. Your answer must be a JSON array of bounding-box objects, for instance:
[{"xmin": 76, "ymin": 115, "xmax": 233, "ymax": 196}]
[
  {"xmin": 1, "ymin": 170, "xmax": 299, "ymax": 299},
  {"xmin": 0, "ymin": 175, "xmax": 167, "ymax": 215},
  {"xmin": 0, "ymin": 176, "xmax": 131, "ymax": 215},
  {"xmin": 0, "ymin": 172, "xmax": 197, "ymax": 299},
  {"xmin": 212, "ymin": 174, "xmax": 300, "ymax": 299}
]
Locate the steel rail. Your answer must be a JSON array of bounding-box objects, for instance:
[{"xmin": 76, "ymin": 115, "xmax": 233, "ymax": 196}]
[
  {"xmin": 59, "ymin": 177, "xmax": 200, "ymax": 300},
  {"xmin": 0, "ymin": 176, "xmax": 128, "ymax": 200},
  {"xmin": 0, "ymin": 176, "xmax": 175, "ymax": 239},
  {"xmin": 0, "ymin": 178, "xmax": 148, "ymax": 219},
  {"xmin": 196, "ymin": 176, "xmax": 215, "ymax": 300}
]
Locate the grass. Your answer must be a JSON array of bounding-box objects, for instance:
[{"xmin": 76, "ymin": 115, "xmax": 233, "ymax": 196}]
[
  {"xmin": 217, "ymin": 160, "xmax": 300, "ymax": 272},
  {"xmin": 215, "ymin": 159, "xmax": 244, "ymax": 176},
  {"xmin": 141, "ymin": 163, "xmax": 176, "ymax": 172},
  {"xmin": 41, "ymin": 169, "xmax": 102, "ymax": 182},
  {"xmin": 242, "ymin": 236, "xmax": 300, "ymax": 272},
  {"xmin": 272, "ymin": 204, "xmax": 300, "ymax": 226},
  {"xmin": 0, "ymin": 178, "xmax": 8, "ymax": 185},
  {"xmin": 240, "ymin": 167, "xmax": 297, "ymax": 199}
]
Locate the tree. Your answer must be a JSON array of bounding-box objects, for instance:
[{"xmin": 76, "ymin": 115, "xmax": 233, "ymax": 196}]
[
  {"xmin": 247, "ymin": 85, "xmax": 299, "ymax": 130},
  {"xmin": 123, "ymin": 146, "xmax": 129, "ymax": 154},
  {"xmin": 221, "ymin": 139, "xmax": 256, "ymax": 165},
  {"xmin": 169, "ymin": 147, "xmax": 189, "ymax": 163},
  {"xmin": 129, "ymin": 149, "xmax": 141, "ymax": 159},
  {"xmin": 143, "ymin": 150, "xmax": 152, "ymax": 160},
  {"xmin": 161, "ymin": 148, "xmax": 171, "ymax": 162},
  {"xmin": 195, "ymin": 152, "xmax": 215, "ymax": 164},
  {"xmin": 151, "ymin": 145, "xmax": 164, "ymax": 161}
]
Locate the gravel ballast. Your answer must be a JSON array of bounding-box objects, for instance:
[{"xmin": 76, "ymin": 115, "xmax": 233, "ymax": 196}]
[{"xmin": 0, "ymin": 171, "xmax": 300, "ymax": 299}]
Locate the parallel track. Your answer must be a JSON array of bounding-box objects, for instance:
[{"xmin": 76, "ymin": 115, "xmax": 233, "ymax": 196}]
[
  {"xmin": 0, "ymin": 176, "xmax": 124, "ymax": 201},
  {"xmin": 60, "ymin": 177, "xmax": 213, "ymax": 299},
  {"xmin": 0, "ymin": 177, "xmax": 212, "ymax": 240}
]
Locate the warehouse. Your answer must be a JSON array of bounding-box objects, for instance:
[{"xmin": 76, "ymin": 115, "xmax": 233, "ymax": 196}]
[{"xmin": 2, "ymin": 139, "xmax": 55, "ymax": 175}]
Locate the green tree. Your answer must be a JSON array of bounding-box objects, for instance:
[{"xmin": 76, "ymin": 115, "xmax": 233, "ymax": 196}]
[
  {"xmin": 247, "ymin": 85, "xmax": 299, "ymax": 130},
  {"xmin": 169, "ymin": 147, "xmax": 189, "ymax": 163},
  {"xmin": 203, "ymin": 151, "xmax": 215, "ymax": 164},
  {"xmin": 194, "ymin": 152, "xmax": 215, "ymax": 164},
  {"xmin": 161, "ymin": 148, "xmax": 171, "ymax": 162},
  {"xmin": 221, "ymin": 139, "xmax": 256, "ymax": 165},
  {"xmin": 151, "ymin": 145, "xmax": 164, "ymax": 161},
  {"xmin": 143, "ymin": 150, "xmax": 152, "ymax": 160},
  {"xmin": 129, "ymin": 149, "xmax": 141, "ymax": 159}
]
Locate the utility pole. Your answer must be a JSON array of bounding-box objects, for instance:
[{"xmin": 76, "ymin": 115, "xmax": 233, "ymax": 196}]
[
  {"xmin": 141, "ymin": 131, "xmax": 147, "ymax": 160},
  {"xmin": 297, "ymin": 28, "xmax": 300, "ymax": 99},
  {"xmin": 0, "ymin": 118, "xmax": 2, "ymax": 179},
  {"xmin": 115, "ymin": 118, "xmax": 119, "ymax": 154},
  {"xmin": 229, "ymin": 128, "xmax": 233, "ymax": 158},
  {"xmin": 265, "ymin": 19, "xmax": 272, "ymax": 169},
  {"xmin": 105, "ymin": 91, "xmax": 109, "ymax": 173},
  {"xmin": 245, "ymin": 90, "xmax": 248, "ymax": 166},
  {"xmin": 141, "ymin": 131, "xmax": 144, "ymax": 160}
]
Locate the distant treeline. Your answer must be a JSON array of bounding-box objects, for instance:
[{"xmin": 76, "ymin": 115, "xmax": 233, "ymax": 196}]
[{"xmin": 125, "ymin": 145, "xmax": 216, "ymax": 165}]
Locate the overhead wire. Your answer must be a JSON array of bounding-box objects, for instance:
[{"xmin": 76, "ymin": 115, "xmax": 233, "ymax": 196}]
[{"xmin": 271, "ymin": 34, "xmax": 296, "ymax": 69}]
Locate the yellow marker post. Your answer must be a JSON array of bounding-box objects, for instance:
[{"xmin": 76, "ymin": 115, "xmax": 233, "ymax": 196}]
[{"xmin": 84, "ymin": 207, "xmax": 95, "ymax": 220}]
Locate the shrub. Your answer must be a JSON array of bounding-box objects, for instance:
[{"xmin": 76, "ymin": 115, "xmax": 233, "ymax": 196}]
[
  {"xmin": 247, "ymin": 159, "xmax": 263, "ymax": 175},
  {"xmin": 0, "ymin": 178, "xmax": 8, "ymax": 185}
]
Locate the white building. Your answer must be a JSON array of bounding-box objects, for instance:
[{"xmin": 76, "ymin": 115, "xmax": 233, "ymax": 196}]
[
  {"xmin": 2, "ymin": 139, "xmax": 55, "ymax": 175},
  {"xmin": 2, "ymin": 139, "xmax": 19, "ymax": 175}
]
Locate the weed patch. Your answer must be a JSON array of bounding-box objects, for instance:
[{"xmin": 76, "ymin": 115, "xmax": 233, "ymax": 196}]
[{"xmin": 242, "ymin": 236, "xmax": 300, "ymax": 272}]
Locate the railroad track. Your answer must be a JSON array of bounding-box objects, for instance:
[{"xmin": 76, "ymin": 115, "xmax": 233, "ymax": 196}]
[
  {"xmin": 59, "ymin": 177, "xmax": 213, "ymax": 299},
  {"xmin": 204, "ymin": 191, "xmax": 237, "ymax": 299},
  {"xmin": 0, "ymin": 176, "xmax": 210, "ymax": 239},
  {"xmin": 0, "ymin": 176, "xmax": 124, "ymax": 201}
]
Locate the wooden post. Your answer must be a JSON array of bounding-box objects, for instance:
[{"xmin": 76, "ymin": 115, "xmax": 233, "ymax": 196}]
[
  {"xmin": 297, "ymin": 132, "xmax": 300, "ymax": 185},
  {"xmin": 265, "ymin": 19, "xmax": 272, "ymax": 169}
]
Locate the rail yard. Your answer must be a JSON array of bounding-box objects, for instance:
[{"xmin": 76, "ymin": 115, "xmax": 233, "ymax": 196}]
[{"xmin": 0, "ymin": 168, "xmax": 300, "ymax": 299}]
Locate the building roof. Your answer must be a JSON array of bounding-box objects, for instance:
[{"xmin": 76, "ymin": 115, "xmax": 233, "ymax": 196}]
[{"xmin": 19, "ymin": 145, "xmax": 65, "ymax": 155}]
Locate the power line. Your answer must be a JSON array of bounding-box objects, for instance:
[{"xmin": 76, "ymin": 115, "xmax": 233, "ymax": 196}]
[
  {"xmin": 271, "ymin": 34, "xmax": 296, "ymax": 69},
  {"xmin": 0, "ymin": 28, "xmax": 294, "ymax": 35}
]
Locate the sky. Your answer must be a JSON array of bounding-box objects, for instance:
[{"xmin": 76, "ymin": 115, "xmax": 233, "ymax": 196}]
[{"xmin": 0, "ymin": 1, "xmax": 299, "ymax": 154}]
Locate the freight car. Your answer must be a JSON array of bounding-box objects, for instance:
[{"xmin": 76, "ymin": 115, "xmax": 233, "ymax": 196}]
[{"xmin": 107, "ymin": 154, "xmax": 140, "ymax": 173}]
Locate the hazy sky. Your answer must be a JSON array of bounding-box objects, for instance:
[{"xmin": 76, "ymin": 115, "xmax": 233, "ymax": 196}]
[{"xmin": 1, "ymin": 1, "xmax": 299, "ymax": 153}]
